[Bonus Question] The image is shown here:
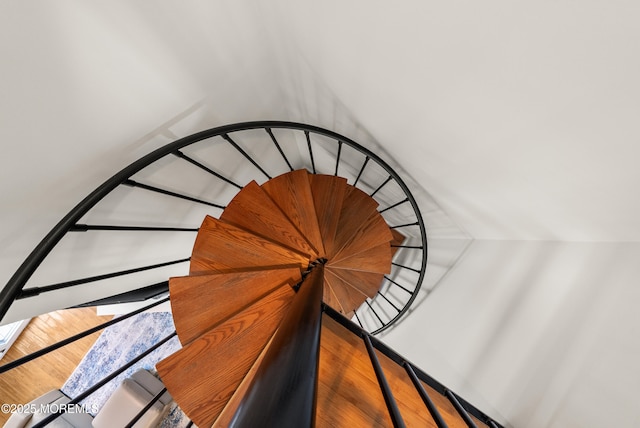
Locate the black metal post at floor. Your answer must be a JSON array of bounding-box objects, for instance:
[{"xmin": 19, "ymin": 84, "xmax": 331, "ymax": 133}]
[{"xmin": 228, "ymin": 264, "xmax": 325, "ymax": 427}]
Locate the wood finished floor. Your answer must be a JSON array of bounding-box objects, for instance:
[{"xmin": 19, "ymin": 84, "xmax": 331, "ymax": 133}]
[{"xmin": 0, "ymin": 307, "xmax": 111, "ymax": 425}]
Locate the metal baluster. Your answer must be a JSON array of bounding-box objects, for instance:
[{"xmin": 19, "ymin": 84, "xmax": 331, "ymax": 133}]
[{"xmin": 363, "ymin": 335, "xmax": 406, "ymax": 428}]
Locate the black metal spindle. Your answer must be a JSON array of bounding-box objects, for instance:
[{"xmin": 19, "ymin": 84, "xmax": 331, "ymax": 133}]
[
  {"xmin": 379, "ymin": 198, "xmax": 409, "ymax": 214},
  {"xmin": 392, "ymin": 262, "xmax": 422, "ymax": 274},
  {"xmin": 222, "ymin": 133, "xmax": 272, "ymax": 179},
  {"xmin": 70, "ymin": 224, "xmax": 199, "ymax": 232},
  {"xmin": 334, "ymin": 140, "xmax": 342, "ymax": 176},
  {"xmin": 445, "ymin": 390, "xmax": 478, "ymax": 428},
  {"xmin": 0, "ymin": 296, "xmax": 170, "ymax": 374},
  {"xmin": 363, "ymin": 335, "xmax": 406, "ymax": 428},
  {"xmin": 391, "ymin": 245, "xmax": 424, "ymax": 250},
  {"xmin": 390, "ymin": 221, "xmax": 420, "ymax": 229},
  {"xmin": 185, "ymin": 421, "xmax": 194, "ymax": 428},
  {"xmin": 488, "ymin": 420, "xmax": 500, "ymax": 428},
  {"xmin": 173, "ymin": 150, "xmax": 243, "ymax": 189},
  {"xmin": 123, "ymin": 179, "xmax": 225, "ymax": 209},
  {"xmin": 365, "ymin": 299, "xmax": 384, "ymax": 326},
  {"xmin": 354, "ymin": 310, "xmax": 364, "ymax": 328},
  {"xmin": 304, "ymin": 131, "xmax": 316, "ymax": 174},
  {"xmin": 123, "ymin": 387, "xmax": 168, "ymax": 428},
  {"xmin": 353, "ymin": 156, "xmax": 370, "ymax": 186},
  {"xmin": 322, "ymin": 304, "xmax": 501, "ymax": 427},
  {"xmin": 32, "ymin": 331, "xmax": 177, "ymax": 428},
  {"xmin": 17, "ymin": 258, "xmax": 189, "ymax": 298},
  {"xmin": 370, "ymin": 175, "xmax": 392, "ymax": 197},
  {"xmin": 377, "ymin": 291, "xmax": 401, "ymax": 313},
  {"xmin": 403, "ymin": 362, "xmax": 448, "ymax": 428},
  {"xmin": 384, "ymin": 276, "xmax": 414, "ymax": 295},
  {"xmin": 265, "ymin": 128, "xmax": 294, "ymax": 171}
]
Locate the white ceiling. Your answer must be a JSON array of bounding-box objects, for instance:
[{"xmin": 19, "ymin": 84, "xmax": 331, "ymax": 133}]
[{"xmin": 2, "ymin": 2, "xmax": 639, "ymax": 427}]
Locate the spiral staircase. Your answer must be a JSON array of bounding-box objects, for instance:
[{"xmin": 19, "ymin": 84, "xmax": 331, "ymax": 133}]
[{"xmin": 0, "ymin": 122, "xmax": 503, "ymax": 427}]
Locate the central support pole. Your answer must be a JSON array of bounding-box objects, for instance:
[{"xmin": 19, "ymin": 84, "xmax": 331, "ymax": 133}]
[{"xmin": 229, "ymin": 264, "xmax": 325, "ymax": 427}]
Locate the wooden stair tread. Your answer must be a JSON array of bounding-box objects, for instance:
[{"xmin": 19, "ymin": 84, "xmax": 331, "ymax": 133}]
[
  {"xmin": 324, "ymin": 269, "xmax": 369, "ymax": 317},
  {"xmin": 190, "ymin": 215, "xmax": 309, "ymax": 274},
  {"xmin": 327, "ymin": 186, "xmax": 380, "ymax": 258},
  {"xmin": 323, "ymin": 279, "xmax": 349, "ymax": 316},
  {"xmin": 213, "ymin": 333, "xmax": 276, "ymax": 427},
  {"xmin": 326, "ymin": 267, "xmax": 384, "ymax": 299},
  {"xmin": 327, "ymin": 243, "xmax": 392, "ymax": 274},
  {"xmin": 221, "ymin": 180, "xmax": 317, "ymax": 258},
  {"xmin": 169, "ymin": 267, "xmax": 301, "ymax": 345},
  {"xmin": 157, "ymin": 283, "xmax": 295, "ymax": 427},
  {"xmin": 261, "ymin": 169, "xmax": 324, "ymax": 257},
  {"xmin": 332, "ymin": 212, "xmax": 393, "ymax": 264},
  {"xmin": 390, "ymin": 228, "xmax": 406, "ymax": 258},
  {"xmin": 309, "ymin": 174, "xmax": 348, "ymax": 257}
]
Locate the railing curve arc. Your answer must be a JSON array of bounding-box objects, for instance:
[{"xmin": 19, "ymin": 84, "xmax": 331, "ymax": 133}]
[{"xmin": 0, "ymin": 121, "xmax": 428, "ymax": 334}]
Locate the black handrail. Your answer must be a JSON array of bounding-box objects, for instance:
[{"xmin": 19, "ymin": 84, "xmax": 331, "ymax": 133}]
[
  {"xmin": 1, "ymin": 121, "xmax": 427, "ymax": 335},
  {"xmin": 229, "ymin": 263, "xmax": 324, "ymax": 427},
  {"xmin": 322, "ymin": 303, "xmax": 503, "ymax": 428}
]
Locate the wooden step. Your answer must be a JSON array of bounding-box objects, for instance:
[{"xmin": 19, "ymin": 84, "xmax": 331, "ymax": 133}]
[
  {"xmin": 157, "ymin": 283, "xmax": 295, "ymax": 427},
  {"xmin": 390, "ymin": 228, "xmax": 406, "ymax": 258},
  {"xmin": 213, "ymin": 333, "xmax": 276, "ymax": 427},
  {"xmin": 323, "ymin": 280, "xmax": 348, "ymax": 315},
  {"xmin": 169, "ymin": 267, "xmax": 301, "ymax": 345},
  {"xmin": 190, "ymin": 215, "xmax": 309, "ymax": 274},
  {"xmin": 324, "ymin": 269, "xmax": 369, "ymax": 317},
  {"xmin": 261, "ymin": 169, "xmax": 325, "ymax": 257},
  {"xmin": 332, "ymin": 212, "xmax": 393, "ymax": 264},
  {"xmin": 326, "ymin": 267, "xmax": 384, "ymax": 300},
  {"xmin": 309, "ymin": 174, "xmax": 348, "ymax": 257},
  {"xmin": 221, "ymin": 180, "xmax": 317, "ymax": 258},
  {"xmin": 327, "ymin": 243, "xmax": 392, "ymax": 274},
  {"xmin": 327, "ymin": 186, "xmax": 380, "ymax": 258}
]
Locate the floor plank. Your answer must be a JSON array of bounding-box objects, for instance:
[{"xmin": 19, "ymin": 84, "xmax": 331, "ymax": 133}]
[{"xmin": 0, "ymin": 307, "xmax": 111, "ymax": 425}]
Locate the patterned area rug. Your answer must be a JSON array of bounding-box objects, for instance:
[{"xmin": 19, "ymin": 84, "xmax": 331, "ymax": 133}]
[{"xmin": 61, "ymin": 311, "xmax": 191, "ymax": 427}]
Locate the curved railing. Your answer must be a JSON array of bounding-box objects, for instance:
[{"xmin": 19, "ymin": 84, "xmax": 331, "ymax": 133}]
[{"xmin": 0, "ymin": 121, "xmax": 428, "ymax": 334}]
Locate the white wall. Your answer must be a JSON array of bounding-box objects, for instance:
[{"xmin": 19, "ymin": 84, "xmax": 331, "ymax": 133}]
[
  {"xmin": 2, "ymin": 2, "xmax": 640, "ymax": 427},
  {"xmin": 0, "ymin": 1, "xmax": 286, "ymax": 290},
  {"xmin": 383, "ymin": 239, "xmax": 640, "ymax": 427}
]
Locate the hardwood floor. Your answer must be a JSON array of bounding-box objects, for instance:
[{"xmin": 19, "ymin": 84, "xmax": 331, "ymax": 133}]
[{"xmin": 0, "ymin": 307, "xmax": 111, "ymax": 425}]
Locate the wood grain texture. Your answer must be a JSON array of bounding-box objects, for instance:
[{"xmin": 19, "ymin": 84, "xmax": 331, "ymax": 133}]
[
  {"xmin": 332, "ymin": 212, "xmax": 393, "ymax": 264},
  {"xmin": 309, "ymin": 174, "xmax": 347, "ymax": 256},
  {"xmin": 316, "ymin": 315, "xmax": 393, "ymax": 427},
  {"xmin": 157, "ymin": 284, "xmax": 294, "ymax": 427},
  {"xmin": 376, "ymin": 350, "xmax": 489, "ymax": 428},
  {"xmin": 0, "ymin": 308, "xmax": 111, "ymax": 426},
  {"xmin": 317, "ymin": 315, "xmax": 489, "ymax": 428},
  {"xmin": 390, "ymin": 228, "xmax": 406, "ymax": 258},
  {"xmin": 327, "ymin": 267, "xmax": 384, "ymax": 299},
  {"xmin": 324, "ymin": 269, "xmax": 368, "ymax": 317},
  {"xmin": 169, "ymin": 267, "xmax": 300, "ymax": 345},
  {"xmin": 327, "ymin": 186, "xmax": 380, "ymax": 258},
  {"xmin": 261, "ymin": 169, "xmax": 325, "ymax": 257},
  {"xmin": 322, "ymin": 281, "xmax": 347, "ymax": 315},
  {"xmin": 190, "ymin": 215, "xmax": 309, "ymax": 274},
  {"xmin": 328, "ymin": 243, "xmax": 392, "ymax": 274},
  {"xmin": 213, "ymin": 333, "xmax": 275, "ymax": 427},
  {"xmin": 221, "ymin": 180, "xmax": 317, "ymax": 258}
]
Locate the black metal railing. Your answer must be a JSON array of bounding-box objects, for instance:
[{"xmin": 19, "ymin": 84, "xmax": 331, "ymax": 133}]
[
  {"xmin": 323, "ymin": 304, "xmax": 503, "ymax": 428},
  {"xmin": 0, "ymin": 262, "xmax": 503, "ymax": 427},
  {"xmin": 1, "ymin": 122, "xmax": 427, "ymax": 334}
]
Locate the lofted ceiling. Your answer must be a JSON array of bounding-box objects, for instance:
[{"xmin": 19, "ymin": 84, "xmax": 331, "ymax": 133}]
[{"xmin": 2, "ymin": 1, "xmax": 639, "ymax": 427}]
